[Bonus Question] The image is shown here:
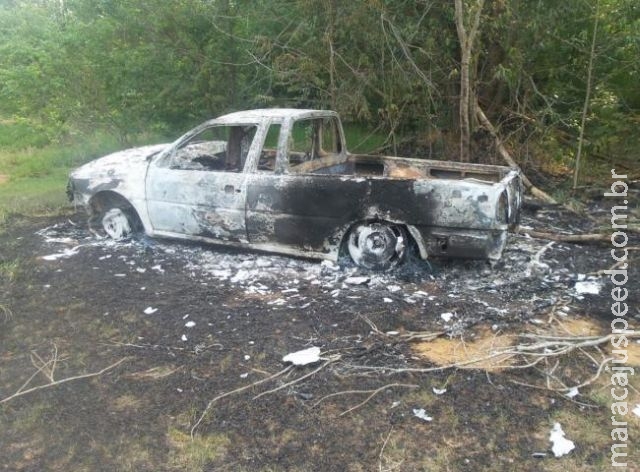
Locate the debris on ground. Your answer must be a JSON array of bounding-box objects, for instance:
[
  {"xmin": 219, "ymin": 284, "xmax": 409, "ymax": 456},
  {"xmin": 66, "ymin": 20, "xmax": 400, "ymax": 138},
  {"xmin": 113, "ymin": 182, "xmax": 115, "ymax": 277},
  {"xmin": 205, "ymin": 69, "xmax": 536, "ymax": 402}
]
[
  {"xmin": 282, "ymin": 346, "xmax": 322, "ymax": 366},
  {"xmin": 549, "ymin": 422, "xmax": 575, "ymax": 458},
  {"xmin": 412, "ymin": 408, "xmax": 433, "ymax": 422}
]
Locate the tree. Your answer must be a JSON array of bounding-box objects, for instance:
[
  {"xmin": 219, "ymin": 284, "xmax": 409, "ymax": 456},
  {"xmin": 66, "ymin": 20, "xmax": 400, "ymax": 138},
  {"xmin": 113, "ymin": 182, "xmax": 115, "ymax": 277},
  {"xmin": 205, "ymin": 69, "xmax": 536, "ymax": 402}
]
[{"xmin": 453, "ymin": 0, "xmax": 485, "ymax": 162}]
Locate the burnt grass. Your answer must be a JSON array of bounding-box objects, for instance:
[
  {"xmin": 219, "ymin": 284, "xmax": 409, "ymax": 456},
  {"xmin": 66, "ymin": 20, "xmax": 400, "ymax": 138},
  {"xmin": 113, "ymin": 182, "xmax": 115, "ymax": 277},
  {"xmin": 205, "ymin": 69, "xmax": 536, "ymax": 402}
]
[{"xmin": 1, "ymin": 204, "xmax": 639, "ymax": 472}]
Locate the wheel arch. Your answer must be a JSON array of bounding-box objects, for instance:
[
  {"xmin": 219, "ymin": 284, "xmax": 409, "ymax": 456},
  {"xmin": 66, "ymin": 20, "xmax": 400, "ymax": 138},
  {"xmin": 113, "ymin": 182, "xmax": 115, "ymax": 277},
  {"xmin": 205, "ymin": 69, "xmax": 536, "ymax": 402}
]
[
  {"xmin": 338, "ymin": 218, "xmax": 428, "ymax": 262},
  {"xmin": 88, "ymin": 191, "xmax": 146, "ymax": 232}
]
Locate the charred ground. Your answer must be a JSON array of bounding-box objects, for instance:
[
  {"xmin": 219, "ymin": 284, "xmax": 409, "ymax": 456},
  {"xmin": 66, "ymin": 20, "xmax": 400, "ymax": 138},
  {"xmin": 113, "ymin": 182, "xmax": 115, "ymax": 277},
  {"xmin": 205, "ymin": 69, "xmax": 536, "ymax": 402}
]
[{"xmin": 0, "ymin": 204, "xmax": 639, "ymax": 471}]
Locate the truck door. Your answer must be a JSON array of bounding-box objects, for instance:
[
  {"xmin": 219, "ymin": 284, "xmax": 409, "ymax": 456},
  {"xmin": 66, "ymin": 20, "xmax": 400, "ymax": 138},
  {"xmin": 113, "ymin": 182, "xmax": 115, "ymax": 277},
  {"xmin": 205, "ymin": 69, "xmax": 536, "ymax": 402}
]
[
  {"xmin": 145, "ymin": 124, "xmax": 258, "ymax": 242},
  {"xmin": 246, "ymin": 116, "xmax": 368, "ymax": 254}
]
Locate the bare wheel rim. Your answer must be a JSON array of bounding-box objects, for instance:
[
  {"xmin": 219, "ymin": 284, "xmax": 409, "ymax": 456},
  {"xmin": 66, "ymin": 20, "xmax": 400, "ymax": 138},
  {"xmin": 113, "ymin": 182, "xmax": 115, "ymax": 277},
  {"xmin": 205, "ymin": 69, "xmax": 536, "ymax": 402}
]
[
  {"xmin": 101, "ymin": 208, "xmax": 132, "ymax": 240},
  {"xmin": 347, "ymin": 223, "xmax": 406, "ymax": 270}
]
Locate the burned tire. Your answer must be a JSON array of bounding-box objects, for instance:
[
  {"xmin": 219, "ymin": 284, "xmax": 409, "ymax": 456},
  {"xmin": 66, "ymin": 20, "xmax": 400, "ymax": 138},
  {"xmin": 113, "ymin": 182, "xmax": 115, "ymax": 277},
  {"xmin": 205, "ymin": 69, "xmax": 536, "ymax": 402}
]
[
  {"xmin": 347, "ymin": 222, "xmax": 407, "ymax": 270},
  {"xmin": 101, "ymin": 207, "xmax": 134, "ymax": 240},
  {"xmin": 89, "ymin": 193, "xmax": 142, "ymax": 241}
]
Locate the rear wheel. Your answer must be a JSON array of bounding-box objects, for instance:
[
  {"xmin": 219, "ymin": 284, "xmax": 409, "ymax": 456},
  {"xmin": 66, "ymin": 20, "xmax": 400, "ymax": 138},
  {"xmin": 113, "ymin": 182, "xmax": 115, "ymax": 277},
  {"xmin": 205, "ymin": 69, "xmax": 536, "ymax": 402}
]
[{"xmin": 347, "ymin": 222, "xmax": 406, "ymax": 270}]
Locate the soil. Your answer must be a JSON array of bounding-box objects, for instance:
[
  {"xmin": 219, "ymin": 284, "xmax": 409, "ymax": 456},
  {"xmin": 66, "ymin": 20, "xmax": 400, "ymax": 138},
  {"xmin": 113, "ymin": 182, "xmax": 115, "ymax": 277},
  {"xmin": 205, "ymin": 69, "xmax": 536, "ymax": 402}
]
[{"xmin": 0, "ymin": 204, "xmax": 639, "ymax": 471}]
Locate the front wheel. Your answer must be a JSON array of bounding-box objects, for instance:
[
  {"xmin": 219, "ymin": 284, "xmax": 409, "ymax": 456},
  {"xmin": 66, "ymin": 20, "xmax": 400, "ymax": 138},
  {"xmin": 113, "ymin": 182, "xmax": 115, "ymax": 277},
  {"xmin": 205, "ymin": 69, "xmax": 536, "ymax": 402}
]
[
  {"xmin": 100, "ymin": 207, "xmax": 133, "ymax": 240},
  {"xmin": 347, "ymin": 222, "xmax": 407, "ymax": 270}
]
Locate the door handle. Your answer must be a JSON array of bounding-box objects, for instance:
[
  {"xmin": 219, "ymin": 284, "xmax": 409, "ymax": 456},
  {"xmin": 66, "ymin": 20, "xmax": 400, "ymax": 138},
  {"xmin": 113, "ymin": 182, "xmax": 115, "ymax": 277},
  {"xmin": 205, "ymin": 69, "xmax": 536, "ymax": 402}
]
[{"xmin": 225, "ymin": 185, "xmax": 241, "ymax": 194}]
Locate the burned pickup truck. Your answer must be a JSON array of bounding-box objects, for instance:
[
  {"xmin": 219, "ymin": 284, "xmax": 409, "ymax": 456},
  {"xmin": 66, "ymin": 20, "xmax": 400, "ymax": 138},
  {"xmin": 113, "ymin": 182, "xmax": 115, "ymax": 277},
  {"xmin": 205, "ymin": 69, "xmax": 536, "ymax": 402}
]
[{"xmin": 68, "ymin": 109, "xmax": 522, "ymax": 270}]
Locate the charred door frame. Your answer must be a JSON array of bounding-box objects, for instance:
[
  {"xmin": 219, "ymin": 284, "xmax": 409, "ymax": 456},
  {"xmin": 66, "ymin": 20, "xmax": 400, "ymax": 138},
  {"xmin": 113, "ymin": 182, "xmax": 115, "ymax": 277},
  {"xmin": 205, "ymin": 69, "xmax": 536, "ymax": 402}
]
[{"xmin": 144, "ymin": 121, "xmax": 265, "ymax": 243}]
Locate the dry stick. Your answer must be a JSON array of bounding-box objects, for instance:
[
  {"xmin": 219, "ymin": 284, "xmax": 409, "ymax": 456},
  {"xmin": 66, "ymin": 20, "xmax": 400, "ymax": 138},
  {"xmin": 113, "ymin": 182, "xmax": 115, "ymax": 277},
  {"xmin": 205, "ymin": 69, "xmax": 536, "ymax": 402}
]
[
  {"xmin": 15, "ymin": 357, "xmax": 57, "ymax": 395},
  {"xmin": 312, "ymin": 383, "xmax": 418, "ymax": 409},
  {"xmin": 190, "ymin": 365, "xmax": 293, "ymax": 439},
  {"xmin": 360, "ymin": 314, "xmax": 444, "ymax": 342},
  {"xmin": 0, "ymin": 304, "xmax": 12, "ymax": 322},
  {"xmin": 339, "ymin": 383, "xmax": 419, "ymax": 417},
  {"xmin": 252, "ymin": 359, "xmax": 337, "ymax": 401},
  {"xmin": 379, "ymin": 427, "xmax": 395, "ymax": 472},
  {"xmin": 0, "ymin": 357, "xmax": 129, "ymax": 405},
  {"xmin": 347, "ymin": 332, "xmax": 636, "ymax": 375},
  {"xmin": 516, "ymin": 227, "xmax": 609, "ymax": 244},
  {"xmin": 511, "ymin": 356, "xmax": 614, "ymax": 394},
  {"xmin": 475, "ymin": 104, "xmax": 557, "ymax": 204}
]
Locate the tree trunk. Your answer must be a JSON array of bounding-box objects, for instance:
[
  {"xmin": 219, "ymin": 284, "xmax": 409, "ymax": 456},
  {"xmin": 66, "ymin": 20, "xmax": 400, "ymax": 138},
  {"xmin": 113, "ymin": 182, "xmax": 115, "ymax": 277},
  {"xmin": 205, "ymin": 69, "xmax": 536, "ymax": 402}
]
[
  {"xmin": 326, "ymin": 0, "xmax": 337, "ymax": 111},
  {"xmin": 573, "ymin": 0, "xmax": 599, "ymax": 189},
  {"xmin": 475, "ymin": 104, "xmax": 557, "ymax": 204},
  {"xmin": 454, "ymin": 0, "xmax": 484, "ymax": 163}
]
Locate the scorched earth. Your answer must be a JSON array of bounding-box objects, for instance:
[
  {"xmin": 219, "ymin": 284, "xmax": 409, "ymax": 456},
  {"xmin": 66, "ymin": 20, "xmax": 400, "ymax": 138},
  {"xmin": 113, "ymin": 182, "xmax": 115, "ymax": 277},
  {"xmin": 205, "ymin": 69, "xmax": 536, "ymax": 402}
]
[{"xmin": 0, "ymin": 202, "xmax": 638, "ymax": 471}]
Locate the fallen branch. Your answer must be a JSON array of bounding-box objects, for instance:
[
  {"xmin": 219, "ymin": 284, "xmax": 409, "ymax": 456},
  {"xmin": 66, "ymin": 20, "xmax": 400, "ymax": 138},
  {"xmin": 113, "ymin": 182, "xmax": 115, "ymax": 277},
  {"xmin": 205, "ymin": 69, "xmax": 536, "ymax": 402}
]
[
  {"xmin": 475, "ymin": 104, "xmax": 557, "ymax": 204},
  {"xmin": 191, "ymin": 365, "xmax": 293, "ymax": 438},
  {"xmin": 253, "ymin": 357, "xmax": 338, "ymax": 400},
  {"xmin": 338, "ymin": 383, "xmax": 418, "ymax": 417},
  {"xmin": 343, "ymin": 331, "xmax": 639, "ymax": 387},
  {"xmin": 516, "ymin": 226, "xmax": 609, "ymax": 244},
  {"xmin": 312, "ymin": 383, "xmax": 418, "ymax": 410},
  {"xmin": 0, "ymin": 357, "xmax": 129, "ymax": 404}
]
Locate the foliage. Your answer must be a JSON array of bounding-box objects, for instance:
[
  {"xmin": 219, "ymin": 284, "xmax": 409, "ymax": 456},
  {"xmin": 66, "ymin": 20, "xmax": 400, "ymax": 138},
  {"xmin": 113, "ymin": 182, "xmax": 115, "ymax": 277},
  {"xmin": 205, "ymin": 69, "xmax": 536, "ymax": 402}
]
[{"xmin": 0, "ymin": 0, "xmax": 637, "ymax": 183}]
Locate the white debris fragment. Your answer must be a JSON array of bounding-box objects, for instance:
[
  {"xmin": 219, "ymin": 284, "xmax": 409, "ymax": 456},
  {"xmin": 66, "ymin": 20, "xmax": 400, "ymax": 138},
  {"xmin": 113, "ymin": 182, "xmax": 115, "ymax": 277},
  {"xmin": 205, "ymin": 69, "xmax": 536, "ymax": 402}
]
[
  {"xmin": 383, "ymin": 297, "xmax": 393, "ymax": 303},
  {"xmin": 412, "ymin": 408, "xmax": 433, "ymax": 422},
  {"xmin": 320, "ymin": 260, "xmax": 339, "ymax": 271},
  {"xmin": 231, "ymin": 269, "xmax": 251, "ymax": 283},
  {"xmin": 184, "ymin": 321, "xmax": 196, "ymax": 328},
  {"xmin": 240, "ymin": 373, "xmax": 249, "ymax": 379},
  {"xmin": 441, "ymin": 312, "xmax": 454, "ymax": 323},
  {"xmin": 565, "ymin": 386, "xmax": 579, "ymax": 398},
  {"xmin": 388, "ymin": 285, "xmax": 402, "ymax": 293},
  {"xmin": 344, "ymin": 276, "xmax": 370, "ymax": 285},
  {"xmin": 282, "ymin": 346, "xmax": 321, "ymax": 366},
  {"xmin": 574, "ymin": 280, "xmax": 601, "ymax": 295},
  {"xmin": 181, "ymin": 334, "xmax": 188, "ymax": 341},
  {"xmin": 267, "ymin": 298, "xmax": 287, "ymax": 306},
  {"xmin": 386, "ymin": 331, "xmax": 399, "ymax": 336},
  {"xmin": 414, "ymin": 291, "xmax": 429, "ymax": 297},
  {"xmin": 432, "ymin": 387, "xmax": 447, "ymax": 395},
  {"xmin": 151, "ymin": 264, "xmax": 165, "ymax": 273},
  {"xmin": 135, "ymin": 267, "xmax": 146, "ymax": 273},
  {"xmin": 549, "ymin": 422, "xmax": 575, "ymax": 457},
  {"xmin": 632, "ymin": 405, "xmax": 640, "ymax": 418},
  {"xmin": 41, "ymin": 247, "xmax": 80, "ymax": 261},
  {"xmin": 244, "ymin": 355, "xmax": 250, "ymax": 360},
  {"xmin": 143, "ymin": 307, "xmax": 158, "ymax": 314}
]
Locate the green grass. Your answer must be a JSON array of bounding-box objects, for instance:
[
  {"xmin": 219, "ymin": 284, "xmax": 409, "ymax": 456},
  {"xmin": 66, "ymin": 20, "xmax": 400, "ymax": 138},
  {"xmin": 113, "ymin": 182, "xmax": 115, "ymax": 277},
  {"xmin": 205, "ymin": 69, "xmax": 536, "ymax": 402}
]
[{"xmin": 0, "ymin": 121, "xmax": 169, "ymax": 221}]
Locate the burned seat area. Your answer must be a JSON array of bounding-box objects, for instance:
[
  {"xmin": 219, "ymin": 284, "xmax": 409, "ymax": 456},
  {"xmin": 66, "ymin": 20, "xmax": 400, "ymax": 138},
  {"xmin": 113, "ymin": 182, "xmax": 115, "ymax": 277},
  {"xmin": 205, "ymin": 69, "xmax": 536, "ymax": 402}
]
[{"xmin": 170, "ymin": 125, "xmax": 257, "ymax": 172}]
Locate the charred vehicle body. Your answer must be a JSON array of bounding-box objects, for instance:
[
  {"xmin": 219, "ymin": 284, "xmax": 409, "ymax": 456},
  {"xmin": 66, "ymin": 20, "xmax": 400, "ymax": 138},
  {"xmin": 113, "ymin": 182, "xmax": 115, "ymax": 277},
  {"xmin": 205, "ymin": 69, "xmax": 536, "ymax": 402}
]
[{"xmin": 67, "ymin": 109, "xmax": 522, "ymax": 270}]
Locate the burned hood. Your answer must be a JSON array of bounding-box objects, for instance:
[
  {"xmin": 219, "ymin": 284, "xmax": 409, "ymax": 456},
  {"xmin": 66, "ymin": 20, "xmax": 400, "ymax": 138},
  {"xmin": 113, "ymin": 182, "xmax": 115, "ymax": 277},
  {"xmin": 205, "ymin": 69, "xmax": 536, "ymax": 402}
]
[
  {"xmin": 69, "ymin": 143, "xmax": 168, "ymax": 199},
  {"xmin": 71, "ymin": 144, "xmax": 167, "ymax": 180}
]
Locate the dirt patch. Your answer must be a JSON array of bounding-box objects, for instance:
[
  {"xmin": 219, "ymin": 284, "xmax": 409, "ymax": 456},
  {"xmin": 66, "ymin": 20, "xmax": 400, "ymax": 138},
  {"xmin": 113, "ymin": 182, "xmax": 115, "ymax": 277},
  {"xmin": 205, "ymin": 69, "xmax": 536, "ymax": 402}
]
[
  {"xmin": 0, "ymin": 174, "xmax": 9, "ymax": 185},
  {"xmin": 413, "ymin": 326, "xmax": 517, "ymax": 371}
]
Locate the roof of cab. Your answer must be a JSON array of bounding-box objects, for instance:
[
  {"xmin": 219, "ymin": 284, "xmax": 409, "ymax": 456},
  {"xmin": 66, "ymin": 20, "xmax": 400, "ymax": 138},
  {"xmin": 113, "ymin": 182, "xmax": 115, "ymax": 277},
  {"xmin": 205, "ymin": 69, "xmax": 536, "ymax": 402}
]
[{"xmin": 215, "ymin": 108, "xmax": 336, "ymax": 123}]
